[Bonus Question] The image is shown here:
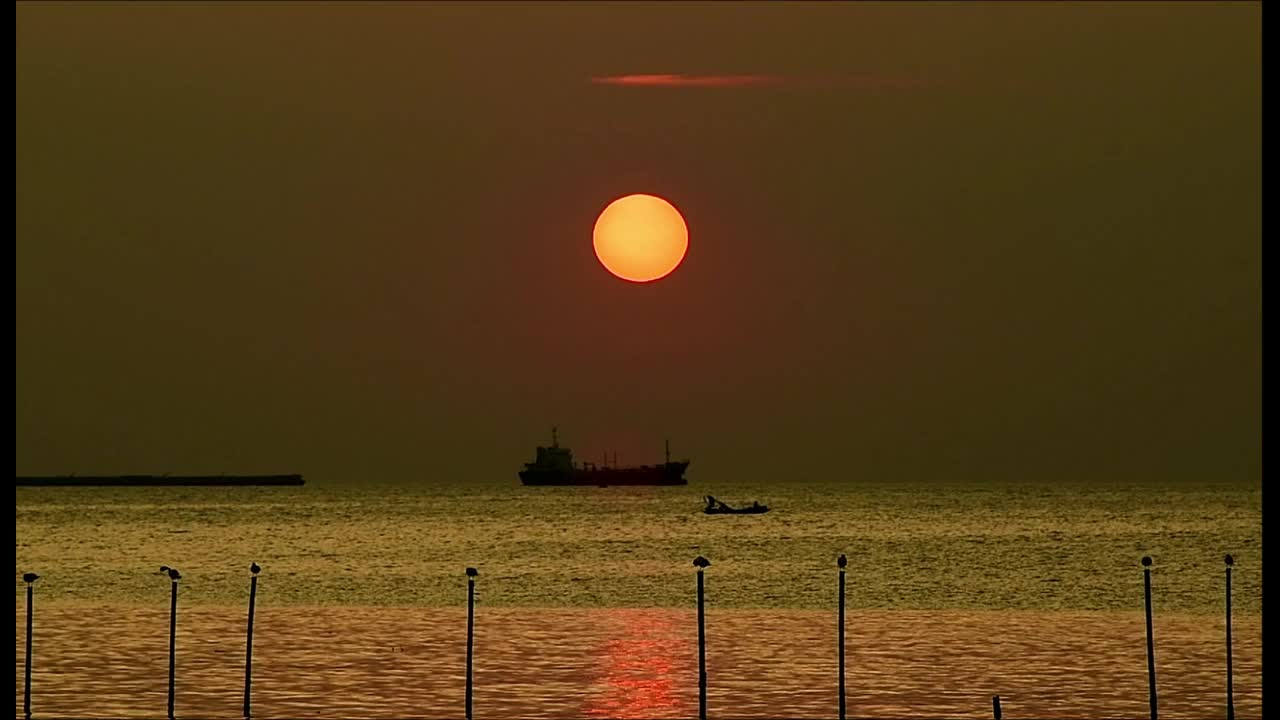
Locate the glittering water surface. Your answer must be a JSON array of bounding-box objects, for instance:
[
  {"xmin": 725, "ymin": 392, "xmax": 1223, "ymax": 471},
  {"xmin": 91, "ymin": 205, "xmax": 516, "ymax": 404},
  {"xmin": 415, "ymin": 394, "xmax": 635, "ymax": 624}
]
[{"xmin": 15, "ymin": 480, "xmax": 1261, "ymax": 718}]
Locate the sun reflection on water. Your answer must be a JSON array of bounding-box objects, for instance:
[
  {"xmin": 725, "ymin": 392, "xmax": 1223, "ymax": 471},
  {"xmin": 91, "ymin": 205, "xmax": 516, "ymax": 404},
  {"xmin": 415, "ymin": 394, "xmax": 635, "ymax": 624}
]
[{"xmin": 583, "ymin": 609, "xmax": 691, "ymax": 718}]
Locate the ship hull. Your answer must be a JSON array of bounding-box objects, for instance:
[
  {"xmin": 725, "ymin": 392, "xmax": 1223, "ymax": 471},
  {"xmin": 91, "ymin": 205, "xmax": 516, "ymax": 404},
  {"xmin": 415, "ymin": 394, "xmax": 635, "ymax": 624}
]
[{"xmin": 520, "ymin": 461, "xmax": 689, "ymax": 486}]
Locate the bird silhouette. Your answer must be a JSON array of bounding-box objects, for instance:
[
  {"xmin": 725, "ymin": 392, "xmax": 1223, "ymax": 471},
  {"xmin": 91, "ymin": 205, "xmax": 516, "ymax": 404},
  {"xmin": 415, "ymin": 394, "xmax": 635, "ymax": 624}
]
[
  {"xmin": 1225, "ymin": 554, "xmax": 1234, "ymax": 566},
  {"xmin": 465, "ymin": 567, "xmax": 478, "ymax": 578},
  {"xmin": 693, "ymin": 556, "xmax": 710, "ymax": 569},
  {"xmin": 167, "ymin": 568, "xmax": 182, "ymax": 581},
  {"xmin": 1141, "ymin": 556, "xmax": 1152, "ymax": 567},
  {"xmin": 250, "ymin": 562, "xmax": 261, "ymax": 575},
  {"xmin": 159, "ymin": 565, "xmax": 170, "ymax": 574},
  {"xmin": 837, "ymin": 554, "xmax": 847, "ymax": 569},
  {"xmin": 23, "ymin": 572, "xmax": 39, "ymax": 583}
]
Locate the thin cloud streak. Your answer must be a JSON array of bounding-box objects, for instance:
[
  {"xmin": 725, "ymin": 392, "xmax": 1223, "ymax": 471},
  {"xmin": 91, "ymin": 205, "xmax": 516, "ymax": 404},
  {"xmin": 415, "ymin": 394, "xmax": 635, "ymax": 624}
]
[{"xmin": 591, "ymin": 73, "xmax": 924, "ymax": 89}]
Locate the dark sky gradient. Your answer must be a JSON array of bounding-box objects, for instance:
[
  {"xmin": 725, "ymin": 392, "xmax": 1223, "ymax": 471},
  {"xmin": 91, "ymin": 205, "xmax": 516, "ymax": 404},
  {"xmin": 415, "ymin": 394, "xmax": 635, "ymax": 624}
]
[{"xmin": 16, "ymin": 3, "xmax": 1260, "ymax": 484}]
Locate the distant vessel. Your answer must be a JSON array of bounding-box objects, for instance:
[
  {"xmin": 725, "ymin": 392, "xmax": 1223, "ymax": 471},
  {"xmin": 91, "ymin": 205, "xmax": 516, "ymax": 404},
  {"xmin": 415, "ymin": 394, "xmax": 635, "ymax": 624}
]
[
  {"xmin": 519, "ymin": 427, "xmax": 689, "ymax": 486},
  {"xmin": 16, "ymin": 475, "xmax": 305, "ymax": 487},
  {"xmin": 702, "ymin": 496, "xmax": 770, "ymax": 514}
]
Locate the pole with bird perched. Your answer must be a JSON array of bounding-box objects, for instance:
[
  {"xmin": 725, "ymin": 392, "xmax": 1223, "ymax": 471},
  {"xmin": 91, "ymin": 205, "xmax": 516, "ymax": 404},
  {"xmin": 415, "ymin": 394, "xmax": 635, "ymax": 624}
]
[
  {"xmin": 837, "ymin": 554, "xmax": 847, "ymax": 720},
  {"xmin": 161, "ymin": 566, "xmax": 181, "ymax": 720},
  {"xmin": 466, "ymin": 567, "xmax": 478, "ymax": 720},
  {"xmin": 243, "ymin": 562, "xmax": 261, "ymax": 719},
  {"xmin": 1142, "ymin": 556, "xmax": 1157, "ymax": 720},
  {"xmin": 694, "ymin": 556, "xmax": 710, "ymax": 720},
  {"xmin": 23, "ymin": 572, "xmax": 39, "ymax": 720}
]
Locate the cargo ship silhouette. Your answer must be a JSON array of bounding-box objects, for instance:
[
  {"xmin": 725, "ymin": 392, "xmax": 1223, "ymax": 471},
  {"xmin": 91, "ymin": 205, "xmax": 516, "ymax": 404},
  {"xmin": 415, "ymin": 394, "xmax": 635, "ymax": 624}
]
[{"xmin": 519, "ymin": 427, "xmax": 689, "ymax": 486}]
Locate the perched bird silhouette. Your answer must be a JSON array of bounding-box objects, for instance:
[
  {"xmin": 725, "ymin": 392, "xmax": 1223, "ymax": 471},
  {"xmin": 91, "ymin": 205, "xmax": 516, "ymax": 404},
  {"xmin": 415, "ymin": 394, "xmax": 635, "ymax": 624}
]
[
  {"xmin": 1225, "ymin": 554, "xmax": 1234, "ymax": 566},
  {"xmin": 23, "ymin": 572, "xmax": 39, "ymax": 583},
  {"xmin": 465, "ymin": 567, "xmax": 478, "ymax": 578},
  {"xmin": 250, "ymin": 562, "xmax": 261, "ymax": 575},
  {"xmin": 693, "ymin": 556, "xmax": 710, "ymax": 569},
  {"xmin": 837, "ymin": 554, "xmax": 847, "ymax": 569},
  {"xmin": 167, "ymin": 568, "xmax": 182, "ymax": 581},
  {"xmin": 159, "ymin": 566, "xmax": 170, "ymax": 574}
]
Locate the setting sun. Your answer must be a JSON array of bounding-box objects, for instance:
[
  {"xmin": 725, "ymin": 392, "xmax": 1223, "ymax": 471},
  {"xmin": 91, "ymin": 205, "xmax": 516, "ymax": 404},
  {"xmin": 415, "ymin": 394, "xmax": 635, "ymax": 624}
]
[{"xmin": 592, "ymin": 194, "xmax": 689, "ymax": 283}]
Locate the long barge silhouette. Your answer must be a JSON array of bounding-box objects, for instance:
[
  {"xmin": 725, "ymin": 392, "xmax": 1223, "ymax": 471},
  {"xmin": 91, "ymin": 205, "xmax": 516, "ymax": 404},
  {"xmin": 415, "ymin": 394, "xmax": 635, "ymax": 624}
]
[{"xmin": 16, "ymin": 475, "xmax": 305, "ymax": 487}]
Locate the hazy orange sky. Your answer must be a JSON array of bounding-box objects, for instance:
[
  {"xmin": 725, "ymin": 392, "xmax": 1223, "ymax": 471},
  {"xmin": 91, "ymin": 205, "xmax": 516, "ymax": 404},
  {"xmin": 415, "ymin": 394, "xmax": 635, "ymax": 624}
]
[{"xmin": 16, "ymin": 2, "xmax": 1260, "ymax": 484}]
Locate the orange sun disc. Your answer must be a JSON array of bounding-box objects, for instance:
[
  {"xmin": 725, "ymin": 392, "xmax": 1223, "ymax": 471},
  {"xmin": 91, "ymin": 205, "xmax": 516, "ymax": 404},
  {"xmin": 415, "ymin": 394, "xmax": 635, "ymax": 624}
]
[{"xmin": 592, "ymin": 194, "xmax": 689, "ymax": 283}]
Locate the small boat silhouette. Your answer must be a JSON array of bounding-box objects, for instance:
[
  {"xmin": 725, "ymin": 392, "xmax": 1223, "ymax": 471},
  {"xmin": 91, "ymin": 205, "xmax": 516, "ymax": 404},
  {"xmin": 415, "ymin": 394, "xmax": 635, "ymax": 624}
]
[{"xmin": 702, "ymin": 496, "xmax": 770, "ymax": 515}]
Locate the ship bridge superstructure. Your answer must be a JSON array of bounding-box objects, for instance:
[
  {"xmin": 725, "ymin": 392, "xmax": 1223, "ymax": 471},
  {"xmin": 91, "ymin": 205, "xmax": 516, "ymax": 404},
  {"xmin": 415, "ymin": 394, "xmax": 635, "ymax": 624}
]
[{"xmin": 526, "ymin": 426, "xmax": 575, "ymax": 472}]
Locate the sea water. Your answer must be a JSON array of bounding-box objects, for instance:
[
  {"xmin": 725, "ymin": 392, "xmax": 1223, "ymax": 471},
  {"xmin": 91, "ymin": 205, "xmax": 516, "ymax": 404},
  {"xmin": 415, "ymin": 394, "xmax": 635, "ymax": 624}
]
[{"xmin": 15, "ymin": 479, "xmax": 1261, "ymax": 718}]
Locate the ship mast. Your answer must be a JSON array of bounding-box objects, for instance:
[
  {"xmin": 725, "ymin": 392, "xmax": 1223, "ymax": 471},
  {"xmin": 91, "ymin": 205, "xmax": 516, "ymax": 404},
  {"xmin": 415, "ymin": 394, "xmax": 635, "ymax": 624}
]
[
  {"xmin": 551, "ymin": 425, "xmax": 558, "ymax": 448},
  {"xmin": 666, "ymin": 439, "xmax": 670, "ymax": 464}
]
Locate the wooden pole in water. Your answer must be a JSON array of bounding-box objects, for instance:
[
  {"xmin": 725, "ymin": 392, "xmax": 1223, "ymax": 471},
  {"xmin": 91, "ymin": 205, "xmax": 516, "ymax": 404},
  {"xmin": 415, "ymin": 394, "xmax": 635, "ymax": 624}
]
[
  {"xmin": 466, "ymin": 567, "xmax": 478, "ymax": 720},
  {"xmin": 168, "ymin": 570, "xmax": 180, "ymax": 720},
  {"xmin": 837, "ymin": 554, "xmax": 847, "ymax": 720},
  {"xmin": 1142, "ymin": 556, "xmax": 1157, "ymax": 720},
  {"xmin": 694, "ymin": 556, "xmax": 710, "ymax": 720},
  {"xmin": 1223, "ymin": 556, "xmax": 1233, "ymax": 717},
  {"xmin": 23, "ymin": 573, "xmax": 38, "ymax": 720},
  {"xmin": 992, "ymin": 694, "xmax": 1002, "ymax": 719},
  {"xmin": 243, "ymin": 563, "xmax": 261, "ymax": 719}
]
